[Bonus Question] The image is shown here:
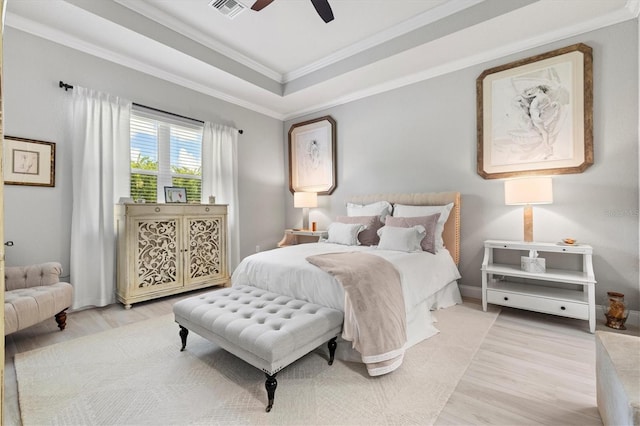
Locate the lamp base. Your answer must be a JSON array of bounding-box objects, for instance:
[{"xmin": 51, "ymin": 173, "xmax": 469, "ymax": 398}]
[
  {"xmin": 524, "ymin": 204, "xmax": 533, "ymax": 242},
  {"xmin": 302, "ymin": 207, "xmax": 310, "ymax": 230}
]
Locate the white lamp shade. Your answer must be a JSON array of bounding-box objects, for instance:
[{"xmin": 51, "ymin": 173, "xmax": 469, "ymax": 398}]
[
  {"xmin": 294, "ymin": 192, "xmax": 318, "ymax": 208},
  {"xmin": 505, "ymin": 177, "xmax": 553, "ymax": 205}
]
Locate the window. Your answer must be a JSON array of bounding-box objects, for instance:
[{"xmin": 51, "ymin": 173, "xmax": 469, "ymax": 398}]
[{"xmin": 130, "ymin": 106, "xmax": 203, "ymax": 203}]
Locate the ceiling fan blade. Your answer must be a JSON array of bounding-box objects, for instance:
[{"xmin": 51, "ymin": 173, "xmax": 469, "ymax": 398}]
[
  {"xmin": 310, "ymin": 0, "xmax": 334, "ymax": 23},
  {"xmin": 251, "ymin": 0, "xmax": 275, "ymax": 11}
]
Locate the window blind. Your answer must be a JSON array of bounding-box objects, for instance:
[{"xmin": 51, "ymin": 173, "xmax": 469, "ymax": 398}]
[{"xmin": 130, "ymin": 106, "xmax": 203, "ymax": 203}]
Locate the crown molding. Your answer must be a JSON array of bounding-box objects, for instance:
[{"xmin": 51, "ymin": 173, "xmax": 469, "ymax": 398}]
[
  {"xmin": 115, "ymin": 0, "xmax": 485, "ymax": 85},
  {"xmin": 282, "ymin": 0, "xmax": 483, "ymax": 83},
  {"xmin": 282, "ymin": 4, "xmax": 640, "ymax": 121},
  {"xmin": 114, "ymin": 0, "xmax": 283, "ymax": 83},
  {"xmin": 7, "ymin": 1, "xmax": 636, "ymax": 123},
  {"xmin": 6, "ymin": 12, "xmax": 284, "ymax": 120}
]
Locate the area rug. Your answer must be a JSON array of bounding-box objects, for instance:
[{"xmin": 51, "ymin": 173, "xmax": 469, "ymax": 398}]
[{"xmin": 15, "ymin": 302, "xmax": 499, "ymax": 425}]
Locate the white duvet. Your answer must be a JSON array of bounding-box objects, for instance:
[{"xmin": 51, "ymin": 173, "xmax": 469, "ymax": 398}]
[{"xmin": 231, "ymin": 242, "xmax": 462, "ymax": 314}]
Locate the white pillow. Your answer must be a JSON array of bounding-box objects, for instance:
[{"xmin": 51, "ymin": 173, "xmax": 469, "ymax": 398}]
[
  {"xmin": 346, "ymin": 201, "xmax": 392, "ymax": 223},
  {"xmin": 376, "ymin": 225, "xmax": 426, "ymax": 252},
  {"xmin": 392, "ymin": 203, "xmax": 454, "ymax": 250},
  {"xmin": 326, "ymin": 222, "xmax": 365, "ymax": 246}
]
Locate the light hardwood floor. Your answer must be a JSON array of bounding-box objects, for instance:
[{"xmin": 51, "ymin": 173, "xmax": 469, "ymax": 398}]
[{"xmin": 4, "ymin": 294, "xmax": 638, "ymax": 425}]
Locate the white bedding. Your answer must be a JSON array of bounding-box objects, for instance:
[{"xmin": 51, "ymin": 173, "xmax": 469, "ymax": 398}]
[{"xmin": 231, "ymin": 242, "xmax": 461, "ymax": 315}]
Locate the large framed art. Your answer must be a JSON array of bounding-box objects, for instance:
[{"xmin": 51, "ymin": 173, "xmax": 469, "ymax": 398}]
[
  {"xmin": 477, "ymin": 43, "xmax": 593, "ymax": 179},
  {"xmin": 288, "ymin": 116, "xmax": 336, "ymax": 195},
  {"xmin": 3, "ymin": 136, "xmax": 56, "ymax": 187}
]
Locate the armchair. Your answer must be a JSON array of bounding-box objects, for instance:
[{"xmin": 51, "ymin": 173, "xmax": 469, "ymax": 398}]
[{"xmin": 4, "ymin": 262, "xmax": 73, "ymax": 335}]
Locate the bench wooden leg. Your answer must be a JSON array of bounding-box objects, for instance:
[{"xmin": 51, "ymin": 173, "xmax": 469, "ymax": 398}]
[
  {"xmin": 265, "ymin": 373, "xmax": 277, "ymax": 413},
  {"xmin": 179, "ymin": 326, "xmax": 189, "ymax": 351},
  {"xmin": 328, "ymin": 337, "xmax": 337, "ymax": 365},
  {"xmin": 54, "ymin": 309, "xmax": 68, "ymax": 331}
]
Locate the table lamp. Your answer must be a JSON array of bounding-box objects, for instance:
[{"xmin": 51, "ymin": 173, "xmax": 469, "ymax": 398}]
[
  {"xmin": 294, "ymin": 192, "xmax": 317, "ymax": 230},
  {"xmin": 504, "ymin": 177, "xmax": 553, "ymax": 242}
]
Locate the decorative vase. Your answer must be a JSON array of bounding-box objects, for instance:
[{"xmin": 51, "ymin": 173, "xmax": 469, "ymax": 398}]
[{"xmin": 604, "ymin": 291, "xmax": 628, "ymax": 330}]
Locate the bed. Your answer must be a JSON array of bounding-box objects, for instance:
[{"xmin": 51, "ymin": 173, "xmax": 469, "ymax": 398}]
[{"xmin": 232, "ymin": 192, "xmax": 462, "ymax": 368}]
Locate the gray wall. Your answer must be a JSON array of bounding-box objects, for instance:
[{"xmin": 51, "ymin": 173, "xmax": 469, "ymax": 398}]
[
  {"xmin": 4, "ymin": 20, "xmax": 639, "ymax": 311},
  {"xmin": 3, "ymin": 28, "xmax": 286, "ymax": 277},
  {"xmin": 285, "ymin": 20, "xmax": 640, "ymax": 310}
]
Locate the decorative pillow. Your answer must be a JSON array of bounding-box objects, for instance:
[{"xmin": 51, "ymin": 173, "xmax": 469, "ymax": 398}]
[
  {"xmin": 326, "ymin": 222, "xmax": 365, "ymax": 246},
  {"xmin": 376, "ymin": 225, "xmax": 426, "ymax": 252},
  {"xmin": 335, "ymin": 215, "xmax": 383, "ymax": 246},
  {"xmin": 346, "ymin": 201, "xmax": 392, "ymax": 223},
  {"xmin": 392, "ymin": 203, "xmax": 453, "ymax": 250},
  {"xmin": 385, "ymin": 213, "xmax": 440, "ymax": 254}
]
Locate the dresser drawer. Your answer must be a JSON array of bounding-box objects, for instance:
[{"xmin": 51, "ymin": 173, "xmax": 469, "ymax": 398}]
[
  {"xmin": 487, "ymin": 289, "xmax": 589, "ymax": 320},
  {"xmin": 123, "ymin": 203, "xmax": 227, "ymax": 217}
]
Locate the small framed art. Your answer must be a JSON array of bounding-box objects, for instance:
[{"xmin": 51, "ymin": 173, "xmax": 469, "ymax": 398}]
[
  {"xmin": 164, "ymin": 186, "xmax": 187, "ymax": 203},
  {"xmin": 3, "ymin": 136, "xmax": 56, "ymax": 187}
]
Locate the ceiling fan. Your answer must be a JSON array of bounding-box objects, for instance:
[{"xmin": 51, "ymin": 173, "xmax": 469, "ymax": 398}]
[{"xmin": 251, "ymin": 0, "xmax": 334, "ymax": 23}]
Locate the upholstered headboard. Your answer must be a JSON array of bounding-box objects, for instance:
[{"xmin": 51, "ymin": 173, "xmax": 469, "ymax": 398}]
[{"xmin": 348, "ymin": 192, "xmax": 461, "ymax": 265}]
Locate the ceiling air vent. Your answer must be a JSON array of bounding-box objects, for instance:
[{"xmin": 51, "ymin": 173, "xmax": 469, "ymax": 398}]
[{"xmin": 209, "ymin": 0, "xmax": 248, "ymax": 19}]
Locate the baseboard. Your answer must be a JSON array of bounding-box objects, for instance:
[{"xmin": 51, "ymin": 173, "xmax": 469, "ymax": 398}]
[
  {"xmin": 459, "ymin": 284, "xmax": 482, "ymax": 301},
  {"xmin": 458, "ymin": 284, "xmax": 640, "ymax": 328}
]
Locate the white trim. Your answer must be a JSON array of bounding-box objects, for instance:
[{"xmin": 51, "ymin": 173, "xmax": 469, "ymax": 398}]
[
  {"xmin": 7, "ymin": 2, "xmax": 638, "ymax": 121},
  {"xmin": 113, "ymin": 0, "xmax": 283, "ymax": 82},
  {"xmin": 6, "ymin": 12, "xmax": 285, "ymax": 120},
  {"xmin": 113, "ymin": 0, "xmax": 483, "ymax": 84},
  {"xmin": 282, "ymin": 0, "xmax": 483, "ymax": 83},
  {"xmin": 281, "ymin": 5, "xmax": 638, "ymax": 120}
]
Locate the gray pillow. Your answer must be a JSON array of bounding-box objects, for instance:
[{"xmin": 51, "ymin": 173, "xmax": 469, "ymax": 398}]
[
  {"xmin": 326, "ymin": 222, "xmax": 364, "ymax": 245},
  {"xmin": 392, "ymin": 203, "xmax": 453, "ymax": 250},
  {"xmin": 384, "ymin": 213, "xmax": 440, "ymax": 254},
  {"xmin": 335, "ymin": 215, "xmax": 383, "ymax": 246},
  {"xmin": 377, "ymin": 225, "xmax": 426, "ymax": 252}
]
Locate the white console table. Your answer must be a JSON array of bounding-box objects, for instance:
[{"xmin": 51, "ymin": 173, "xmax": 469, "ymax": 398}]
[{"xmin": 481, "ymin": 240, "xmax": 596, "ymax": 333}]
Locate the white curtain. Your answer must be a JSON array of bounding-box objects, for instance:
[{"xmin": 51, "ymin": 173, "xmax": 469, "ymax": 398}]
[
  {"xmin": 68, "ymin": 86, "xmax": 131, "ymax": 309},
  {"xmin": 201, "ymin": 122, "xmax": 240, "ymax": 272}
]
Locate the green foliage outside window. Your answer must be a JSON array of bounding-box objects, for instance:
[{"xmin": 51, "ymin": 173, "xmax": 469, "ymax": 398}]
[
  {"xmin": 131, "ymin": 173, "xmax": 157, "ymax": 202},
  {"xmin": 130, "ymin": 155, "xmax": 201, "ymax": 203}
]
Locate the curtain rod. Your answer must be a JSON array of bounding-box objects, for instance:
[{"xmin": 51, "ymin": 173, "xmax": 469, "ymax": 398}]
[{"xmin": 59, "ymin": 81, "xmax": 244, "ymax": 134}]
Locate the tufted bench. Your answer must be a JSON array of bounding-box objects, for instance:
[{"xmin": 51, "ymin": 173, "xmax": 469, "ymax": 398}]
[{"xmin": 173, "ymin": 285, "xmax": 343, "ymax": 412}]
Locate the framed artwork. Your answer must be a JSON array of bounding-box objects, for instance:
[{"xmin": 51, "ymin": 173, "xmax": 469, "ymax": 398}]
[
  {"xmin": 477, "ymin": 43, "xmax": 593, "ymax": 179},
  {"xmin": 164, "ymin": 186, "xmax": 187, "ymax": 203},
  {"xmin": 3, "ymin": 136, "xmax": 56, "ymax": 187},
  {"xmin": 288, "ymin": 116, "xmax": 336, "ymax": 195}
]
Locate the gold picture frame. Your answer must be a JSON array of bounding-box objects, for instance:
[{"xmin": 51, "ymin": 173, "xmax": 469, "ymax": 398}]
[
  {"xmin": 288, "ymin": 116, "xmax": 337, "ymax": 195},
  {"xmin": 477, "ymin": 43, "xmax": 593, "ymax": 179},
  {"xmin": 3, "ymin": 136, "xmax": 56, "ymax": 187}
]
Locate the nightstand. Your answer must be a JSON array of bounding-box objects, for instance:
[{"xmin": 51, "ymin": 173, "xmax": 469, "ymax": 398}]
[
  {"xmin": 481, "ymin": 240, "xmax": 597, "ymax": 333},
  {"xmin": 278, "ymin": 229, "xmax": 328, "ymax": 247}
]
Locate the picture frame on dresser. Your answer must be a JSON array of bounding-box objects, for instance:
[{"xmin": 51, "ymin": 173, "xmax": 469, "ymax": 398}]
[
  {"xmin": 164, "ymin": 186, "xmax": 187, "ymax": 203},
  {"xmin": 3, "ymin": 136, "xmax": 55, "ymax": 187},
  {"xmin": 477, "ymin": 43, "xmax": 593, "ymax": 179},
  {"xmin": 288, "ymin": 115, "xmax": 336, "ymax": 195}
]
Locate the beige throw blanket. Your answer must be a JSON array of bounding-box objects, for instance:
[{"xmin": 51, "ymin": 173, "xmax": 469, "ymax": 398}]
[{"xmin": 306, "ymin": 252, "xmax": 407, "ymax": 376}]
